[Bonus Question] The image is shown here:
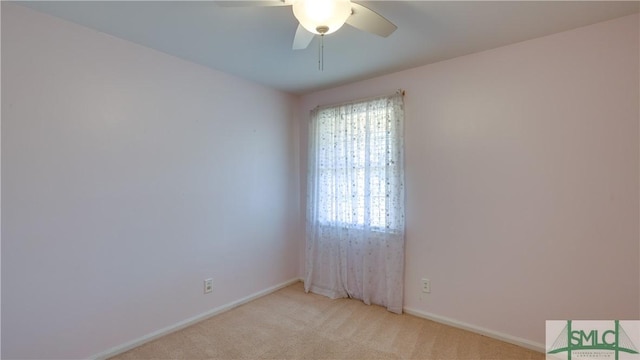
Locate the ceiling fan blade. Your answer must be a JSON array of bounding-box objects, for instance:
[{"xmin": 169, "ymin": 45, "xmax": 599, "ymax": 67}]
[
  {"xmin": 292, "ymin": 24, "xmax": 315, "ymax": 50},
  {"xmin": 215, "ymin": 0, "xmax": 291, "ymax": 7},
  {"xmin": 346, "ymin": 3, "xmax": 397, "ymax": 37}
]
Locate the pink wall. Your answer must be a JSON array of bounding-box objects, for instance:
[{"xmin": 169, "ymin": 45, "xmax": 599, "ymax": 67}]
[
  {"xmin": 2, "ymin": 4, "xmax": 300, "ymax": 358},
  {"xmin": 299, "ymin": 13, "xmax": 639, "ymax": 347}
]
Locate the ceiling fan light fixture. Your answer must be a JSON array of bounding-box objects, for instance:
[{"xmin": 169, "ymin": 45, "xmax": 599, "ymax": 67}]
[{"xmin": 292, "ymin": 0, "xmax": 352, "ymax": 35}]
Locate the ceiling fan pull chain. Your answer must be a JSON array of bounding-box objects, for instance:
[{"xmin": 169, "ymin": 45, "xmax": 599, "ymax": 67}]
[
  {"xmin": 315, "ymin": 25, "xmax": 329, "ymax": 72},
  {"xmin": 318, "ymin": 34, "xmax": 324, "ymax": 71}
]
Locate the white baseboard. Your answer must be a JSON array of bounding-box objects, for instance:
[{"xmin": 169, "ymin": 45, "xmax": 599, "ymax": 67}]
[
  {"xmin": 403, "ymin": 307, "xmax": 545, "ymax": 354},
  {"xmin": 91, "ymin": 277, "xmax": 302, "ymax": 360}
]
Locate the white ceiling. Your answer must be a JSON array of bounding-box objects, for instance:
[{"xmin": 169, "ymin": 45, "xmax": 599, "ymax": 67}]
[{"xmin": 18, "ymin": 1, "xmax": 640, "ymax": 94}]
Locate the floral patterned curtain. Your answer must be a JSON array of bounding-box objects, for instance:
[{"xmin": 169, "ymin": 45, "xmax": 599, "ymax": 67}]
[{"xmin": 305, "ymin": 92, "xmax": 405, "ymax": 314}]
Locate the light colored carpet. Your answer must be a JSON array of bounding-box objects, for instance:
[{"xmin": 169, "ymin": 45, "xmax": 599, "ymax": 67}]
[{"xmin": 111, "ymin": 282, "xmax": 543, "ymax": 359}]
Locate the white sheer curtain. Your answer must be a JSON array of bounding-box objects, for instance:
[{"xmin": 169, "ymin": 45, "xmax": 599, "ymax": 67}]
[{"xmin": 305, "ymin": 92, "xmax": 405, "ymax": 314}]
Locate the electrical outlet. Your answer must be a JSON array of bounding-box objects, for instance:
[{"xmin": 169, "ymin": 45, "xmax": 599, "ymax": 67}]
[
  {"xmin": 421, "ymin": 278, "xmax": 430, "ymax": 293},
  {"xmin": 204, "ymin": 278, "xmax": 213, "ymax": 294}
]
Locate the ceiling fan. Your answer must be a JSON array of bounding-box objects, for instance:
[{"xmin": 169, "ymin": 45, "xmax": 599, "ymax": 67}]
[{"xmin": 216, "ymin": 0, "xmax": 397, "ymax": 50}]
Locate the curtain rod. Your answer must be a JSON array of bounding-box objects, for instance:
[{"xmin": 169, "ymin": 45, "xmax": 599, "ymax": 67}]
[{"xmin": 313, "ymin": 89, "xmax": 405, "ymax": 112}]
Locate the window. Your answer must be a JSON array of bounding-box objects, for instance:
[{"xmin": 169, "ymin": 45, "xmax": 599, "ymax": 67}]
[{"xmin": 308, "ymin": 93, "xmax": 404, "ymax": 232}]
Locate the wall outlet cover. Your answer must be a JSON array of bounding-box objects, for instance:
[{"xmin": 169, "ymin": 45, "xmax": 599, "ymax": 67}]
[
  {"xmin": 421, "ymin": 278, "xmax": 431, "ymax": 293},
  {"xmin": 204, "ymin": 278, "xmax": 213, "ymax": 294}
]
